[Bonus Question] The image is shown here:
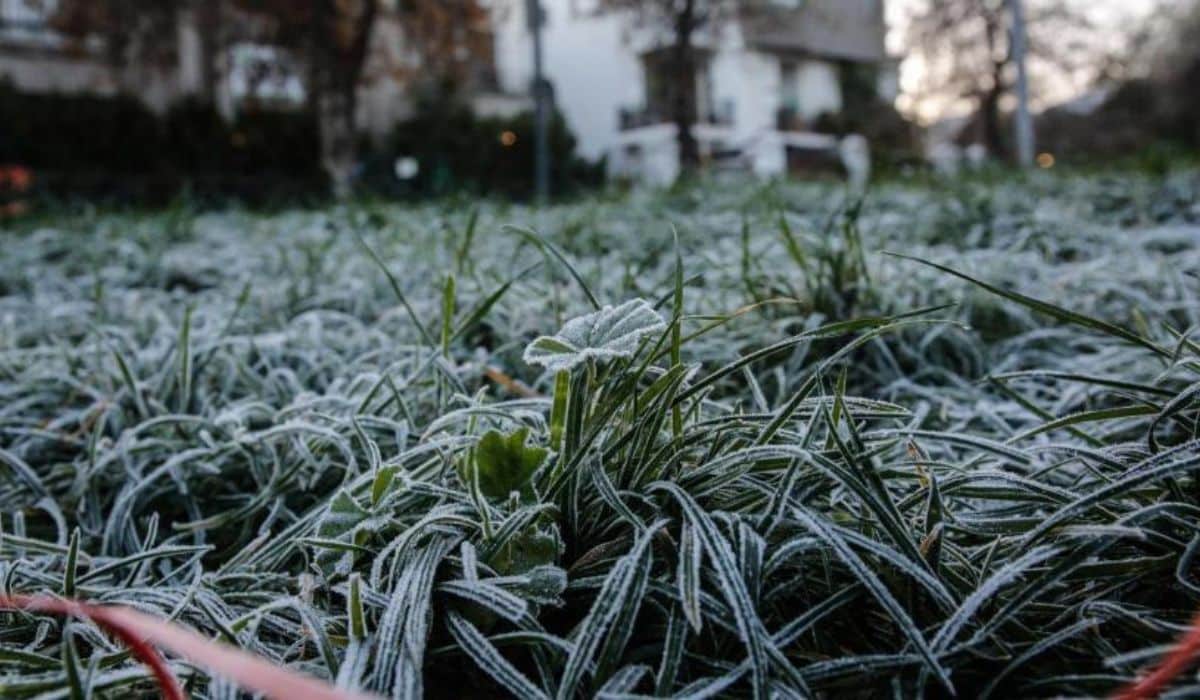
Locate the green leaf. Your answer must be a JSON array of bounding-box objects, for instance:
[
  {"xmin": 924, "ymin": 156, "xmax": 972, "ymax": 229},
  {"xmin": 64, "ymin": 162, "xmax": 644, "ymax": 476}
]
[
  {"xmin": 177, "ymin": 306, "xmax": 192, "ymax": 413},
  {"xmin": 490, "ymin": 523, "xmax": 562, "ymax": 576},
  {"xmin": 62, "ymin": 625, "xmax": 84, "ymax": 700},
  {"xmin": 371, "ymin": 465, "xmax": 400, "ymax": 506},
  {"xmin": 312, "ymin": 489, "xmax": 375, "ymax": 576},
  {"xmin": 473, "ymin": 428, "xmax": 549, "ymax": 501},
  {"xmin": 441, "ymin": 273, "xmax": 456, "ymax": 356},
  {"xmin": 63, "ymin": 527, "xmax": 80, "ymax": 597},
  {"xmin": 347, "ymin": 573, "xmax": 366, "ymax": 641},
  {"xmin": 549, "ymin": 370, "xmax": 570, "ymax": 453},
  {"xmin": 1008, "ymin": 404, "xmax": 1160, "ymax": 443}
]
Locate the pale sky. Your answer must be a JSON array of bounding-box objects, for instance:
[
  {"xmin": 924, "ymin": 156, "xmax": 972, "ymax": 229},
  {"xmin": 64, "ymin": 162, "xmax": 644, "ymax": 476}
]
[{"xmin": 884, "ymin": 0, "xmax": 1165, "ymax": 123}]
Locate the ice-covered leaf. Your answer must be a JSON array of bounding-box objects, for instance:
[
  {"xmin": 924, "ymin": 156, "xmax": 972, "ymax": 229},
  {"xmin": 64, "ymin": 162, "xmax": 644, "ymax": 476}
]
[
  {"xmin": 489, "ymin": 523, "xmax": 563, "ymax": 576},
  {"xmin": 523, "ymin": 299, "xmax": 666, "ymax": 372},
  {"xmin": 317, "ymin": 490, "xmax": 371, "ymax": 539},
  {"xmin": 313, "ymin": 490, "xmax": 382, "ymax": 576},
  {"xmin": 501, "ymin": 564, "xmax": 568, "ymax": 605}
]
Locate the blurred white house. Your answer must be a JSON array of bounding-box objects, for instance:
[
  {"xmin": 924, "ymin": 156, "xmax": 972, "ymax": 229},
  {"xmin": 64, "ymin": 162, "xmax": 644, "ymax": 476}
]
[
  {"xmin": 491, "ymin": 0, "xmax": 898, "ymax": 184},
  {"xmin": 0, "ymin": 0, "xmax": 181, "ymax": 112},
  {"xmin": 0, "ymin": 0, "xmax": 302, "ymax": 118}
]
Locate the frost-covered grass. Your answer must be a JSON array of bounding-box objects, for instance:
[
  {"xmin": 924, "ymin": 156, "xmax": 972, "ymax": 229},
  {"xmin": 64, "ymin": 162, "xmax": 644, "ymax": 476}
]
[{"xmin": 1, "ymin": 169, "xmax": 1199, "ymax": 698}]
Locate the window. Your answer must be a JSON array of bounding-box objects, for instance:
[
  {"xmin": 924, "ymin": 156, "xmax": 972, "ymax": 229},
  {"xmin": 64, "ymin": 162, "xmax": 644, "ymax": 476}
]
[
  {"xmin": 227, "ymin": 44, "xmax": 307, "ymax": 110},
  {"xmin": 778, "ymin": 60, "xmax": 804, "ymax": 131},
  {"xmin": 0, "ymin": 0, "xmax": 56, "ymax": 27},
  {"xmin": 780, "ymin": 60, "xmax": 798, "ymax": 110},
  {"xmin": 0, "ymin": 0, "xmax": 59, "ymax": 43}
]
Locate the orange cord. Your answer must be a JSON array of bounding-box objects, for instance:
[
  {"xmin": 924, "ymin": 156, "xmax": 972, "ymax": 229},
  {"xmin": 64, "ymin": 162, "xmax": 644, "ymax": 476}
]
[{"xmin": 1116, "ymin": 609, "xmax": 1200, "ymax": 699}]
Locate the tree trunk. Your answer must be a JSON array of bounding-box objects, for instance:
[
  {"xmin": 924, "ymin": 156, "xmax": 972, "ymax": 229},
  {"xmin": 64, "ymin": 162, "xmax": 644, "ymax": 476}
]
[
  {"xmin": 310, "ymin": 0, "xmax": 377, "ymax": 199},
  {"xmin": 195, "ymin": 0, "xmax": 220, "ymax": 102},
  {"xmin": 980, "ymin": 85, "xmax": 1005, "ymax": 160},
  {"xmin": 671, "ymin": 0, "xmax": 700, "ymax": 175},
  {"xmin": 317, "ymin": 86, "xmax": 358, "ymax": 199},
  {"xmin": 980, "ymin": 12, "xmax": 1007, "ymax": 159}
]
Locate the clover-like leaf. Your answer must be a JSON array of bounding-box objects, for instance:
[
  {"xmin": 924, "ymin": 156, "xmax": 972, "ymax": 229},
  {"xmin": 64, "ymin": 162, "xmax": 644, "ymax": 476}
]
[
  {"xmin": 523, "ymin": 299, "xmax": 667, "ymax": 373},
  {"xmin": 312, "ymin": 489, "xmax": 388, "ymax": 577},
  {"xmin": 490, "ymin": 525, "xmax": 564, "ymax": 577},
  {"xmin": 507, "ymin": 564, "xmax": 568, "ymax": 605},
  {"xmin": 472, "ymin": 427, "xmax": 549, "ymax": 500}
]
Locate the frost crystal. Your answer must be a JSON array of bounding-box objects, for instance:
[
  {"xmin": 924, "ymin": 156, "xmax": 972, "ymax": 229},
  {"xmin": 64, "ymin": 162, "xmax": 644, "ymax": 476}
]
[{"xmin": 523, "ymin": 299, "xmax": 667, "ymax": 372}]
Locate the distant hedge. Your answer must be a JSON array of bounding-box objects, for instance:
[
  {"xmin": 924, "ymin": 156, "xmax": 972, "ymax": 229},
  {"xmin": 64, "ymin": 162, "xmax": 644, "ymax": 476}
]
[
  {"xmin": 0, "ymin": 82, "xmax": 603, "ymax": 204},
  {"xmin": 0, "ymin": 82, "xmax": 325, "ymax": 205},
  {"xmin": 360, "ymin": 98, "xmax": 605, "ymax": 200}
]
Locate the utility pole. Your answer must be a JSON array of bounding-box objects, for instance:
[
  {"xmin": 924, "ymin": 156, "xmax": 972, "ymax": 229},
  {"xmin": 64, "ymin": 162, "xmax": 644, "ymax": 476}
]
[
  {"xmin": 1009, "ymin": 0, "xmax": 1035, "ymax": 167},
  {"xmin": 527, "ymin": 0, "xmax": 550, "ymax": 203}
]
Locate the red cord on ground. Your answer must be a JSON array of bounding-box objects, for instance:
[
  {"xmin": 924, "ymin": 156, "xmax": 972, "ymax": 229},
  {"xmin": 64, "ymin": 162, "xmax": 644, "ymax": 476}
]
[
  {"xmin": 1, "ymin": 593, "xmax": 379, "ymax": 700},
  {"xmin": 0, "ymin": 594, "xmax": 186, "ymax": 700},
  {"xmin": 1117, "ymin": 609, "xmax": 1200, "ymax": 700}
]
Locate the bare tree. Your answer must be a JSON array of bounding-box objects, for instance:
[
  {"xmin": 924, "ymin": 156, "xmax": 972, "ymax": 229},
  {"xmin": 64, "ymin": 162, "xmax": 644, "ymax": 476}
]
[
  {"xmin": 230, "ymin": 0, "xmax": 493, "ymax": 196},
  {"xmin": 596, "ymin": 0, "xmax": 748, "ymax": 174},
  {"xmin": 390, "ymin": 0, "xmax": 496, "ymax": 94},
  {"xmin": 222, "ymin": 1, "xmax": 376, "ymax": 197},
  {"xmin": 906, "ymin": 0, "xmax": 1097, "ymax": 158}
]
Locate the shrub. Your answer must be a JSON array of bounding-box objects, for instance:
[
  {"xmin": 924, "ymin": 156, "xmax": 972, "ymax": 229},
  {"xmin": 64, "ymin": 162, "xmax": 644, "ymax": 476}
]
[
  {"xmin": 0, "ymin": 80, "xmax": 162, "ymax": 172},
  {"xmin": 813, "ymin": 103, "xmax": 922, "ymax": 174},
  {"xmin": 360, "ymin": 97, "xmax": 604, "ymax": 199},
  {"xmin": 0, "ymin": 84, "xmax": 324, "ymax": 205}
]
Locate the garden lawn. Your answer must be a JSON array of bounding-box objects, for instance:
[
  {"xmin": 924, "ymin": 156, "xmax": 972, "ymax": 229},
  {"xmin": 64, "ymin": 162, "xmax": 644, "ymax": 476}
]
[{"xmin": 1, "ymin": 169, "xmax": 1199, "ymax": 698}]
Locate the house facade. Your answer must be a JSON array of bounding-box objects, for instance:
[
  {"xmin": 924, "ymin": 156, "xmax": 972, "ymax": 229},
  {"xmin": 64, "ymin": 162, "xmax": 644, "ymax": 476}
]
[
  {"xmin": 490, "ymin": 0, "xmax": 898, "ymax": 184},
  {"xmin": 0, "ymin": 0, "xmax": 202, "ymax": 113},
  {"xmin": 0, "ymin": 0, "xmax": 308, "ymax": 121}
]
